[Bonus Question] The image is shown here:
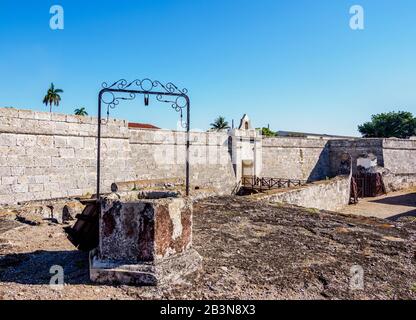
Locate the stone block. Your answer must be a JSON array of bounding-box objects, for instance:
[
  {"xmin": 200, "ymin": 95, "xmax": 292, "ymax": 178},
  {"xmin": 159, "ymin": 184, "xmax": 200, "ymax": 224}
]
[
  {"xmin": 90, "ymin": 195, "xmax": 201, "ymax": 285},
  {"xmin": 10, "ymin": 167, "xmax": 25, "ymax": 176},
  {"xmin": 12, "ymin": 184, "xmax": 28, "ymax": 193},
  {"xmin": 59, "ymin": 148, "xmax": 75, "ymax": 158},
  {"xmin": 0, "ymin": 194, "xmax": 14, "ymax": 205},
  {"xmin": 31, "ymin": 175, "xmax": 50, "ymax": 184},
  {"xmin": 29, "ymin": 184, "xmax": 44, "ymax": 192},
  {"xmin": 0, "ymin": 133, "xmax": 17, "ymax": 146},
  {"xmin": 37, "ymin": 136, "xmax": 54, "ymax": 148},
  {"xmin": 33, "ymin": 156, "xmax": 52, "ymax": 167},
  {"xmin": 84, "ymin": 137, "xmax": 96, "ymax": 149},
  {"xmin": 67, "ymin": 136, "xmax": 84, "ymax": 149},
  {"xmin": 2, "ymin": 176, "xmax": 17, "ymax": 185},
  {"xmin": 55, "ymin": 121, "xmax": 70, "ymax": 133},
  {"xmin": 18, "ymin": 109, "xmax": 35, "ymax": 119},
  {"xmin": 66, "ymin": 115, "xmax": 80, "ymax": 123},
  {"xmin": 0, "ymin": 107, "xmax": 19, "ymax": 118},
  {"xmin": 16, "ymin": 135, "xmax": 37, "ymax": 147},
  {"xmin": 51, "ymin": 113, "xmax": 67, "ymax": 122},
  {"xmin": 0, "ymin": 167, "xmax": 11, "ymax": 176},
  {"xmin": 34, "ymin": 111, "xmax": 51, "ymax": 121},
  {"xmin": 54, "ymin": 136, "xmax": 67, "ymax": 148}
]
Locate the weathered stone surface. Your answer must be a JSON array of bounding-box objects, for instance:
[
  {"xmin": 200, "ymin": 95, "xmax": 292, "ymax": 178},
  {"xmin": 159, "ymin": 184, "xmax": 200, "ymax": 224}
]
[
  {"xmin": 15, "ymin": 206, "xmax": 52, "ymax": 225},
  {"xmin": 91, "ymin": 195, "xmax": 200, "ymax": 285},
  {"xmin": 99, "ymin": 197, "xmax": 192, "ymax": 262},
  {"xmin": 1, "ymin": 107, "xmax": 416, "ymax": 206},
  {"xmin": 253, "ymin": 175, "xmax": 351, "ymax": 211},
  {"xmin": 383, "ymin": 173, "xmax": 416, "ymax": 192},
  {"xmin": 329, "ymin": 139, "xmax": 384, "ymax": 176},
  {"xmin": 0, "ymin": 108, "xmax": 235, "ymax": 205},
  {"xmin": 3, "ymin": 198, "xmax": 86, "ymax": 225},
  {"xmin": 262, "ymin": 137, "xmax": 331, "ymax": 182},
  {"xmin": 90, "ymin": 248, "xmax": 202, "ymax": 286}
]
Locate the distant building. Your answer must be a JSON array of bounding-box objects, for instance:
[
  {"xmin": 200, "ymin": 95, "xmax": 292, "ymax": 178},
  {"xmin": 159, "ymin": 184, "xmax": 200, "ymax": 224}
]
[
  {"xmin": 276, "ymin": 130, "xmax": 357, "ymax": 140},
  {"xmin": 128, "ymin": 122, "xmax": 160, "ymax": 130},
  {"xmin": 238, "ymin": 114, "xmax": 252, "ymax": 130}
]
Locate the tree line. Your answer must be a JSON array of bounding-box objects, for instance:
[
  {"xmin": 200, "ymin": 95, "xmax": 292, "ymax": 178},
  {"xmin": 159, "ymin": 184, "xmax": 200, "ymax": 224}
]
[
  {"xmin": 42, "ymin": 83, "xmax": 87, "ymax": 116},
  {"xmin": 210, "ymin": 112, "xmax": 416, "ymax": 139}
]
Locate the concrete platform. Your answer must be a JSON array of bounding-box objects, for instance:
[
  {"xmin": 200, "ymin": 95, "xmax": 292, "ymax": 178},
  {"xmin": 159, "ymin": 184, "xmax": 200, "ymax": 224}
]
[{"xmin": 89, "ymin": 248, "xmax": 202, "ymax": 286}]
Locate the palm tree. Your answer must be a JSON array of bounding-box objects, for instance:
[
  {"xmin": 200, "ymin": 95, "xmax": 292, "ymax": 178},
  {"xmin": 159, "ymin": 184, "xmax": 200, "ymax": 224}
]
[
  {"xmin": 210, "ymin": 116, "xmax": 230, "ymax": 131},
  {"xmin": 74, "ymin": 107, "xmax": 88, "ymax": 116},
  {"xmin": 43, "ymin": 83, "xmax": 63, "ymax": 112}
]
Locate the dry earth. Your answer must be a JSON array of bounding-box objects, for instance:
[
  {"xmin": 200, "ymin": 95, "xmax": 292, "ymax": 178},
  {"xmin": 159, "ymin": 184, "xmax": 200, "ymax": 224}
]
[{"xmin": 0, "ymin": 196, "xmax": 416, "ymax": 300}]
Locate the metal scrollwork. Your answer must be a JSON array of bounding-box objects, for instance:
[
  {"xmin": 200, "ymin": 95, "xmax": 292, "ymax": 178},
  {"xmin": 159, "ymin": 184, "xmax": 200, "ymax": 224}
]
[
  {"xmin": 96, "ymin": 78, "xmax": 191, "ymax": 198},
  {"xmin": 100, "ymin": 79, "xmax": 189, "ymax": 126}
]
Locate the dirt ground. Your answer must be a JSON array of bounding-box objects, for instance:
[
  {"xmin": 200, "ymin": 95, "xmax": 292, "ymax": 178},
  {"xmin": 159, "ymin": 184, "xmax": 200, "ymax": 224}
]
[
  {"xmin": 340, "ymin": 188, "xmax": 416, "ymax": 220},
  {"xmin": 1, "ymin": 196, "xmax": 416, "ymax": 300}
]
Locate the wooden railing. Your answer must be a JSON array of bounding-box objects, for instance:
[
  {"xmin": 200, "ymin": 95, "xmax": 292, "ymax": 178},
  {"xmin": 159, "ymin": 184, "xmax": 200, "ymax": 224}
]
[{"xmin": 241, "ymin": 176, "xmax": 307, "ymax": 191}]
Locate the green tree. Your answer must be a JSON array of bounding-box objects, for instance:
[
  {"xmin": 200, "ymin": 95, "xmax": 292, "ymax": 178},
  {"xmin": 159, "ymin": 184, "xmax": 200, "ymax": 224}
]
[
  {"xmin": 258, "ymin": 127, "xmax": 276, "ymax": 137},
  {"xmin": 43, "ymin": 83, "xmax": 63, "ymax": 112},
  {"xmin": 210, "ymin": 116, "xmax": 230, "ymax": 130},
  {"xmin": 358, "ymin": 111, "xmax": 416, "ymax": 139},
  {"xmin": 74, "ymin": 107, "xmax": 88, "ymax": 116}
]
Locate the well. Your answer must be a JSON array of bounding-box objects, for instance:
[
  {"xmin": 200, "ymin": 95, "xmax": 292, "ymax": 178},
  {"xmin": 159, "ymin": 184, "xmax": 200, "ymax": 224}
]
[{"xmin": 88, "ymin": 191, "xmax": 201, "ymax": 285}]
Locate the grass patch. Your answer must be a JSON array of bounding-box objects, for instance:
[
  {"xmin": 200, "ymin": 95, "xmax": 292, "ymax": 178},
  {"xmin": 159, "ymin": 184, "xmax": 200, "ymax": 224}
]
[
  {"xmin": 268, "ymin": 202, "xmax": 284, "ymax": 208},
  {"xmin": 305, "ymin": 208, "xmax": 320, "ymax": 215}
]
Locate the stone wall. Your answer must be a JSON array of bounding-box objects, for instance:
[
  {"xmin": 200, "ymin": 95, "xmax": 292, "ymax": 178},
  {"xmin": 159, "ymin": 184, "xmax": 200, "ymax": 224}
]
[
  {"xmin": 0, "ymin": 108, "xmax": 235, "ymax": 205},
  {"xmin": 261, "ymin": 137, "xmax": 330, "ymax": 181},
  {"xmin": 1, "ymin": 107, "xmax": 415, "ymax": 205},
  {"xmin": 383, "ymin": 173, "xmax": 416, "ymax": 192},
  {"xmin": 127, "ymin": 129, "xmax": 235, "ymax": 193},
  {"xmin": 328, "ymin": 139, "xmax": 384, "ymax": 176},
  {"xmin": 382, "ymin": 139, "xmax": 416, "ymax": 174},
  {"xmin": 262, "ymin": 137, "xmax": 416, "ymax": 183},
  {"xmin": 255, "ymin": 175, "xmax": 351, "ymax": 211},
  {"xmin": 328, "ymin": 138, "xmax": 416, "ymax": 176}
]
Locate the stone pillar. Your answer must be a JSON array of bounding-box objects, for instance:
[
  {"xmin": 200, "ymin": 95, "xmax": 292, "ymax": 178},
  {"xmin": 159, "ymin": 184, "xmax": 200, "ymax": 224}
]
[{"xmin": 89, "ymin": 194, "xmax": 201, "ymax": 285}]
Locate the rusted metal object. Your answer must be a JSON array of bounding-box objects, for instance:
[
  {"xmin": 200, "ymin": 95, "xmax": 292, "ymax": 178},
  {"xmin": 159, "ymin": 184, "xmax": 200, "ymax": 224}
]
[
  {"xmin": 353, "ymin": 172, "xmax": 387, "ymax": 198},
  {"xmin": 64, "ymin": 199, "xmax": 99, "ymax": 252},
  {"xmin": 110, "ymin": 177, "xmax": 183, "ymax": 193},
  {"xmin": 241, "ymin": 176, "xmax": 307, "ymax": 193},
  {"xmin": 350, "ymin": 176, "xmax": 359, "ymax": 204}
]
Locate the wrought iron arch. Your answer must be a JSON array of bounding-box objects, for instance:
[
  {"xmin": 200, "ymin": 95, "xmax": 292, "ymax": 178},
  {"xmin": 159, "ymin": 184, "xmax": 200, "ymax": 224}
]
[{"xmin": 96, "ymin": 78, "xmax": 191, "ymax": 199}]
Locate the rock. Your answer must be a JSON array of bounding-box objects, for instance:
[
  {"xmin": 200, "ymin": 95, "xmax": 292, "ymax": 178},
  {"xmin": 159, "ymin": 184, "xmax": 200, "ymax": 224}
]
[{"xmin": 16, "ymin": 206, "xmax": 52, "ymax": 225}]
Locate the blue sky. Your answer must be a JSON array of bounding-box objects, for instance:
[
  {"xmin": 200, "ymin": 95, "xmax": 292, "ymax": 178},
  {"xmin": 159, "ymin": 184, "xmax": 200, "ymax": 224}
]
[{"xmin": 0, "ymin": 0, "xmax": 415, "ymax": 135}]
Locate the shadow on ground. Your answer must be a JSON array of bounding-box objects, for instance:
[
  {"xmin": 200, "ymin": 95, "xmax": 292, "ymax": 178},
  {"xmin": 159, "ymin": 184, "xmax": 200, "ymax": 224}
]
[
  {"xmin": 369, "ymin": 193, "xmax": 416, "ymax": 221},
  {"xmin": 369, "ymin": 193, "xmax": 416, "ymax": 207},
  {"xmin": 387, "ymin": 210, "xmax": 416, "ymax": 221},
  {"xmin": 0, "ymin": 250, "xmax": 90, "ymax": 285}
]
